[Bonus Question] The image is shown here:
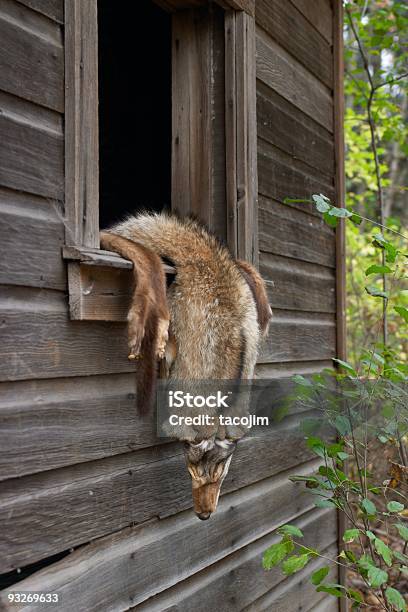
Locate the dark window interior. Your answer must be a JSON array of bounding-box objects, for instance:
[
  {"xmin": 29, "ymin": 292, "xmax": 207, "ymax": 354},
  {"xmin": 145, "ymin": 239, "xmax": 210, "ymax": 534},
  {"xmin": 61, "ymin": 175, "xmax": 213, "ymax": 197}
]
[{"xmin": 98, "ymin": 1, "xmax": 171, "ymax": 229}]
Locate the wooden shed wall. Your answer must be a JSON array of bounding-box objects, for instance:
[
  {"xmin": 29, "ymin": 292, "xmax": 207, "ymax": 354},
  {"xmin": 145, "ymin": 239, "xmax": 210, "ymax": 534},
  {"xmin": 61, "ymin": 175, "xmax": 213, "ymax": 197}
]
[
  {"xmin": 0, "ymin": 1, "xmax": 340, "ymax": 610},
  {"xmin": 255, "ymin": 0, "xmax": 340, "ymax": 608}
]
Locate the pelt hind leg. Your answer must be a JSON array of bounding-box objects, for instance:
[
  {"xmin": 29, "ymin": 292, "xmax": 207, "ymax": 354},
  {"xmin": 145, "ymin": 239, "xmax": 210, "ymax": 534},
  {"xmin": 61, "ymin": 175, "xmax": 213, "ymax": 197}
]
[{"xmin": 100, "ymin": 231, "xmax": 170, "ymax": 359}]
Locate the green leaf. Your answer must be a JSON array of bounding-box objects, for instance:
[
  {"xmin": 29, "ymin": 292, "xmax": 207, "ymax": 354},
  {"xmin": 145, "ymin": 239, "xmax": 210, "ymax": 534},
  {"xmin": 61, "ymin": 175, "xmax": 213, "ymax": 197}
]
[
  {"xmin": 394, "ymin": 550, "xmax": 408, "ymax": 564},
  {"xmin": 312, "ymin": 194, "xmax": 331, "ymax": 213},
  {"xmin": 358, "ymin": 554, "xmax": 375, "ymax": 571},
  {"xmin": 395, "ymin": 523, "xmax": 408, "ymax": 541},
  {"xmin": 367, "ymin": 566, "xmax": 388, "ymax": 588},
  {"xmin": 278, "ymin": 524, "xmax": 304, "ymax": 539},
  {"xmin": 394, "ymin": 306, "xmax": 408, "ymax": 323},
  {"xmin": 365, "ymin": 264, "xmax": 393, "ymax": 276},
  {"xmin": 311, "ymin": 566, "xmax": 330, "ymax": 585},
  {"xmin": 328, "ymin": 207, "xmax": 353, "ymax": 218},
  {"xmin": 306, "ymin": 437, "xmax": 327, "ymax": 458},
  {"xmin": 282, "ymin": 553, "xmax": 310, "ymax": 575},
  {"xmin": 374, "ymin": 537, "xmax": 393, "ymax": 567},
  {"xmin": 332, "ymin": 358, "xmax": 358, "ymax": 377},
  {"xmin": 333, "ymin": 415, "xmax": 352, "ymax": 436},
  {"xmin": 387, "ymin": 501, "xmax": 404, "ymax": 513},
  {"xmin": 292, "ymin": 374, "xmax": 313, "ymax": 386},
  {"xmin": 350, "ymin": 213, "xmax": 362, "ymax": 225},
  {"xmin": 347, "ymin": 589, "xmax": 364, "ymax": 604},
  {"xmin": 361, "ymin": 498, "xmax": 377, "ymax": 516},
  {"xmin": 297, "ymin": 545, "xmax": 318, "ymax": 558},
  {"xmin": 385, "ymin": 587, "xmax": 407, "ymax": 612},
  {"xmin": 371, "ymin": 234, "xmax": 398, "ymax": 263},
  {"xmin": 316, "ymin": 583, "xmax": 344, "ymax": 597},
  {"xmin": 365, "ymin": 285, "xmax": 389, "ymax": 299},
  {"xmin": 323, "ymin": 211, "xmax": 338, "ymax": 227},
  {"xmin": 343, "ymin": 529, "xmax": 360, "ymax": 543},
  {"xmin": 344, "ymin": 550, "xmax": 357, "ymax": 563},
  {"xmin": 262, "ymin": 539, "xmax": 293, "ymax": 570}
]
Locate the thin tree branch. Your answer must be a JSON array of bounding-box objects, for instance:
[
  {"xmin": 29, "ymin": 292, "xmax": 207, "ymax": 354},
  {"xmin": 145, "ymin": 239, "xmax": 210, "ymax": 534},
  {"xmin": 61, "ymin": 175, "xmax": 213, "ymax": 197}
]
[
  {"xmin": 373, "ymin": 72, "xmax": 408, "ymax": 92},
  {"xmin": 346, "ymin": 6, "xmax": 388, "ymax": 346}
]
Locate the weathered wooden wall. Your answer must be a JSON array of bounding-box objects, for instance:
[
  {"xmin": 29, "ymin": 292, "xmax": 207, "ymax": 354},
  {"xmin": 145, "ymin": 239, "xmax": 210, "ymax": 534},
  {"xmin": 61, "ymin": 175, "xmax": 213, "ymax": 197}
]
[
  {"xmin": 0, "ymin": 0, "xmax": 340, "ymax": 610},
  {"xmin": 254, "ymin": 0, "xmax": 340, "ymax": 608}
]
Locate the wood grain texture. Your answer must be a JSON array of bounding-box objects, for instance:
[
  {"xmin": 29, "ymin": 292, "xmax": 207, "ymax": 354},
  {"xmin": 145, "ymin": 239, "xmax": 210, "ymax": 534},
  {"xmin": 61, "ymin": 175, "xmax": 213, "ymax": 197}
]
[
  {"xmin": 63, "ymin": 257, "xmax": 174, "ymax": 321},
  {"xmin": 0, "ymin": 190, "xmax": 66, "ymax": 290},
  {"xmin": 217, "ymin": 0, "xmax": 255, "ymax": 17},
  {"xmin": 0, "ymin": 285, "xmax": 335, "ymax": 379},
  {"xmin": 0, "ymin": 89, "xmax": 62, "ymax": 134},
  {"xmin": 0, "ymin": 7, "xmax": 63, "ymax": 111},
  {"xmin": 62, "ymin": 246, "xmax": 133, "ymax": 269},
  {"xmin": 64, "ymin": 0, "xmax": 99, "ymax": 248},
  {"xmin": 258, "ymin": 139, "xmax": 335, "ymax": 207},
  {"xmin": 258, "ymin": 197, "xmax": 336, "ymax": 268},
  {"xmin": 172, "ymin": 5, "xmax": 227, "ymax": 239},
  {"xmin": 0, "ymin": 432, "xmax": 316, "ymax": 572},
  {"xmin": 66, "ymin": 263, "xmax": 132, "ymax": 321},
  {"xmin": 0, "ymin": 112, "xmax": 63, "ymax": 198},
  {"xmin": 0, "ymin": 288, "xmax": 136, "ymax": 381},
  {"xmin": 257, "ymin": 82, "xmax": 334, "ymax": 178},
  {"xmin": 0, "ymin": 460, "xmax": 320, "ymax": 602},
  {"xmin": 260, "ymin": 311, "xmax": 336, "ymax": 363},
  {"xmin": 224, "ymin": 10, "xmax": 238, "ymax": 256},
  {"xmin": 334, "ymin": 0, "xmax": 346, "ymax": 364},
  {"xmin": 256, "ymin": 0, "xmax": 333, "ymax": 88},
  {"xmin": 134, "ymin": 508, "xmax": 337, "ymax": 611},
  {"xmin": 235, "ymin": 12, "xmax": 258, "ymax": 264},
  {"xmin": 256, "ymin": 27, "xmax": 333, "ymax": 132},
  {"xmin": 333, "ymin": 1, "xmax": 347, "ymax": 604},
  {"xmin": 0, "ymin": 373, "xmax": 161, "ymax": 480},
  {"xmin": 260, "ymin": 252, "xmax": 336, "ymax": 313},
  {"xmin": 289, "ymin": 0, "xmax": 333, "ymax": 44},
  {"xmin": 256, "ymin": 360, "xmax": 334, "ymax": 379},
  {"xmin": 16, "ymin": 0, "xmax": 63, "ymax": 23}
]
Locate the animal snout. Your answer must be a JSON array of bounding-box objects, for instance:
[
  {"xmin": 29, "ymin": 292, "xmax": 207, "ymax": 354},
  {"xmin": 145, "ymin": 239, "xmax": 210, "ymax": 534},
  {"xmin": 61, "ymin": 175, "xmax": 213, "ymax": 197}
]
[{"xmin": 196, "ymin": 511, "xmax": 212, "ymax": 521}]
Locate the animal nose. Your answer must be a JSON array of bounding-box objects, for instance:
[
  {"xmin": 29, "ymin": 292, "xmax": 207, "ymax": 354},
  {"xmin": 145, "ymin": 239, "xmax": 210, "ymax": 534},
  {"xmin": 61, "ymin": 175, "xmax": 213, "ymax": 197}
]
[{"xmin": 196, "ymin": 511, "xmax": 211, "ymax": 521}]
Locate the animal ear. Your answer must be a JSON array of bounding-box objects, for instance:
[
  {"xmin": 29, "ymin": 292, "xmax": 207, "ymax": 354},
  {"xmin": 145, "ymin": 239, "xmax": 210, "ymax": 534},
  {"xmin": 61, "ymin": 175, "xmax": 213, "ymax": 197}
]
[{"xmin": 235, "ymin": 259, "xmax": 272, "ymax": 336}]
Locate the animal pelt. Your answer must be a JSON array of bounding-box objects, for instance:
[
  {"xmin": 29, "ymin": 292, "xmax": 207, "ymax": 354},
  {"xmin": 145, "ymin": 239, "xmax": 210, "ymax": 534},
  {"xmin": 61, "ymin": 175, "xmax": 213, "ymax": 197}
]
[
  {"xmin": 101, "ymin": 212, "xmax": 272, "ymax": 518},
  {"xmin": 101, "ymin": 212, "xmax": 271, "ymax": 393}
]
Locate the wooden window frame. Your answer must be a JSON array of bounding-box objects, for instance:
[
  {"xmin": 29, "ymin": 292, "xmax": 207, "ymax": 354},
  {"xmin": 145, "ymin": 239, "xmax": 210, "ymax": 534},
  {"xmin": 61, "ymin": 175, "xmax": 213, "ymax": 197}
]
[{"xmin": 63, "ymin": 0, "xmax": 257, "ymax": 321}]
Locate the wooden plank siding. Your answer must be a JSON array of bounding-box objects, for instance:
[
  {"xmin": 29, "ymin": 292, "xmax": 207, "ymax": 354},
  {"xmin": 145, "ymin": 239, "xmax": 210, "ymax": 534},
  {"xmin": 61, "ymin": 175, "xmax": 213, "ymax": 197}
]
[
  {"xmin": 255, "ymin": 1, "xmax": 340, "ymax": 608},
  {"xmin": 0, "ymin": 0, "xmax": 341, "ymax": 610},
  {"xmin": 0, "ymin": 424, "xmax": 316, "ymax": 572},
  {"xmin": 0, "ymin": 461, "xmax": 322, "ymax": 606},
  {"xmin": 133, "ymin": 509, "xmax": 338, "ymax": 611}
]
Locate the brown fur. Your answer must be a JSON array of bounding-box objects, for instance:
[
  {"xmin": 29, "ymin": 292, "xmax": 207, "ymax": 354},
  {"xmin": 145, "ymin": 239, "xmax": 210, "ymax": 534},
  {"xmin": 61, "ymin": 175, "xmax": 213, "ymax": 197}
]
[
  {"xmin": 100, "ymin": 231, "xmax": 169, "ymax": 414},
  {"xmin": 101, "ymin": 213, "xmax": 272, "ymax": 518},
  {"xmin": 235, "ymin": 259, "xmax": 272, "ymax": 336}
]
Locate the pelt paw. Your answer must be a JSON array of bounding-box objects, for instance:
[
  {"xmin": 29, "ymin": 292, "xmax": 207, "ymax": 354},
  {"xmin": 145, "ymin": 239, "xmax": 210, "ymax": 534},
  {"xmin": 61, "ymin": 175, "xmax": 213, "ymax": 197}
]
[
  {"xmin": 156, "ymin": 317, "xmax": 170, "ymax": 360},
  {"xmin": 127, "ymin": 312, "xmax": 145, "ymax": 359}
]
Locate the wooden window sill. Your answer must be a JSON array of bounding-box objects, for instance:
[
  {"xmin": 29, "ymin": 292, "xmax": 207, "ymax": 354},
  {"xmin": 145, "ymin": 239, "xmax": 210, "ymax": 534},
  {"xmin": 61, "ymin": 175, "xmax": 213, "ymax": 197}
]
[{"xmin": 63, "ymin": 246, "xmax": 174, "ymax": 322}]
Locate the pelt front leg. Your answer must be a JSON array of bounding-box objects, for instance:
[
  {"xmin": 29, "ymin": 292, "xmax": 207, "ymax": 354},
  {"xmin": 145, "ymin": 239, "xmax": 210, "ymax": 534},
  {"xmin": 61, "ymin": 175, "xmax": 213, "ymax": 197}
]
[{"xmin": 100, "ymin": 231, "xmax": 149, "ymax": 360}]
